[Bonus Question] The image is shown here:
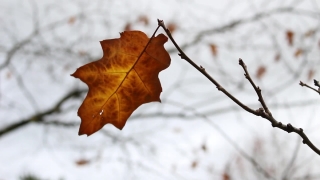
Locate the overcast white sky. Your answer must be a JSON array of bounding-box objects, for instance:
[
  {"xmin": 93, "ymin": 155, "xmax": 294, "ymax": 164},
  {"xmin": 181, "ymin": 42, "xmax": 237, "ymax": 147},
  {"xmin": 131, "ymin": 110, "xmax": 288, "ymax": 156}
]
[{"xmin": 1, "ymin": 0, "xmax": 320, "ymax": 179}]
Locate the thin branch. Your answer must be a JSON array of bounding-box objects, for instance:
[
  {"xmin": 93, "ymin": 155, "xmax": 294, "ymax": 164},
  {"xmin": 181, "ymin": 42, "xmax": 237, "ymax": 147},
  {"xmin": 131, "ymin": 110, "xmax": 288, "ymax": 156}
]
[
  {"xmin": 37, "ymin": 120, "xmax": 78, "ymax": 127},
  {"xmin": 299, "ymin": 80, "xmax": 320, "ymax": 95},
  {"xmin": 10, "ymin": 65, "xmax": 39, "ymax": 111},
  {"xmin": 238, "ymin": 59, "xmax": 320, "ymax": 156},
  {"xmin": 35, "ymin": 96, "xmax": 319, "ymax": 130},
  {"xmin": 281, "ymin": 137, "xmax": 301, "ymax": 180},
  {"xmin": 140, "ymin": 99, "xmax": 275, "ymax": 180},
  {"xmin": 292, "ymin": 174, "xmax": 320, "ymax": 180},
  {"xmin": 202, "ymin": 118, "xmax": 275, "ymax": 180},
  {"xmin": 239, "ymin": 59, "xmax": 272, "ymax": 116},
  {"xmin": 0, "ymin": 9, "xmax": 98, "ymax": 71},
  {"xmin": 158, "ymin": 20, "xmax": 260, "ymax": 117},
  {"xmin": 0, "ymin": 89, "xmax": 86, "ymax": 137},
  {"xmin": 167, "ymin": 7, "xmax": 319, "ymax": 53},
  {"xmin": 158, "ymin": 19, "xmax": 320, "ymax": 156},
  {"xmin": 158, "ymin": 19, "xmax": 275, "ymax": 180},
  {"xmin": 0, "ymin": 32, "xmax": 36, "ymax": 70}
]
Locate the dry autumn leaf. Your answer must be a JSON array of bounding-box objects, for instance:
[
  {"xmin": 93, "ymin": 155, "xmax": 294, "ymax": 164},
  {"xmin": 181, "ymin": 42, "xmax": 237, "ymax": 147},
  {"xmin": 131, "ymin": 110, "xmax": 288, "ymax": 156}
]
[
  {"xmin": 308, "ymin": 69, "xmax": 314, "ymax": 81},
  {"xmin": 72, "ymin": 31, "xmax": 171, "ymax": 136},
  {"xmin": 68, "ymin": 16, "xmax": 76, "ymax": 25},
  {"xmin": 167, "ymin": 22, "xmax": 177, "ymax": 33},
  {"xmin": 137, "ymin": 15, "xmax": 149, "ymax": 25},
  {"xmin": 201, "ymin": 143, "xmax": 207, "ymax": 152},
  {"xmin": 274, "ymin": 53, "xmax": 281, "ymax": 62},
  {"xmin": 209, "ymin": 44, "xmax": 218, "ymax": 57},
  {"xmin": 256, "ymin": 66, "xmax": 266, "ymax": 79},
  {"xmin": 304, "ymin": 29, "xmax": 315, "ymax": 37},
  {"xmin": 191, "ymin": 160, "xmax": 198, "ymax": 169},
  {"xmin": 286, "ymin": 30, "xmax": 294, "ymax": 46},
  {"xmin": 294, "ymin": 48, "xmax": 303, "ymax": 58},
  {"xmin": 75, "ymin": 159, "xmax": 90, "ymax": 166},
  {"xmin": 222, "ymin": 162, "xmax": 231, "ymax": 180},
  {"xmin": 222, "ymin": 173, "xmax": 231, "ymax": 180}
]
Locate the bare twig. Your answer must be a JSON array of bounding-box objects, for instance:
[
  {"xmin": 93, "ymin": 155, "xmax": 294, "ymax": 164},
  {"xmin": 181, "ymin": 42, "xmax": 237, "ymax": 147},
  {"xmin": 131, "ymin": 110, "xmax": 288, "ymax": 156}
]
[
  {"xmin": 0, "ymin": 32, "xmax": 37, "ymax": 70},
  {"xmin": 299, "ymin": 80, "xmax": 320, "ymax": 95},
  {"xmin": 158, "ymin": 19, "xmax": 320, "ymax": 156},
  {"xmin": 10, "ymin": 65, "xmax": 39, "ymax": 111},
  {"xmin": 0, "ymin": 9, "xmax": 97, "ymax": 71},
  {"xmin": 0, "ymin": 89, "xmax": 86, "ymax": 137},
  {"xmin": 167, "ymin": 7, "xmax": 320, "ymax": 54},
  {"xmin": 239, "ymin": 60, "xmax": 320, "ymax": 156},
  {"xmin": 158, "ymin": 19, "xmax": 275, "ymax": 179},
  {"xmin": 37, "ymin": 120, "xmax": 79, "ymax": 127},
  {"xmin": 158, "ymin": 20, "xmax": 260, "ymax": 117},
  {"xmin": 281, "ymin": 137, "xmax": 301, "ymax": 179},
  {"xmin": 292, "ymin": 174, "xmax": 320, "ymax": 180}
]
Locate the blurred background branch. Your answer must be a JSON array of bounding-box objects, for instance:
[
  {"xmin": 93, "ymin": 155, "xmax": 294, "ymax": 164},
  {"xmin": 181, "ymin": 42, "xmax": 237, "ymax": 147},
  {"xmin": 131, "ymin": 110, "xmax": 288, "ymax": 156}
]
[{"xmin": 1, "ymin": 0, "xmax": 320, "ymax": 179}]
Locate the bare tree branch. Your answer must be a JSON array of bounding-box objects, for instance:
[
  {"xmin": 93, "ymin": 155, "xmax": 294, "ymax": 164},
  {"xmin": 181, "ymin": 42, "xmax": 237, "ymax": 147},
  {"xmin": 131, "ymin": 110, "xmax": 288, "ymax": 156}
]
[
  {"xmin": 158, "ymin": 19, "xmax": 320, "ymax": 156},
  {"xmin": 300, "ymin": 80, "xmax": 320, "ymax": 95},
  {"xmin": 0, "ymin": 89, "xmax": 86, "ymax": 137},
  {"xmin": 167, "ymin": 7, "xmax": 320, "ymax": 53},
  {"xmin": 281, "ymin": 137, "xmax": 301, "ymax": 179}
]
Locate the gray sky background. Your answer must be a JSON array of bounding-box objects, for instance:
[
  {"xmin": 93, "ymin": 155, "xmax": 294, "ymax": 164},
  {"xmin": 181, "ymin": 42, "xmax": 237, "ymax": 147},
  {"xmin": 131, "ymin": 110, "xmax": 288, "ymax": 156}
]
[{"xmin": 1, "ymin": 0, "xmax": 320, "ymax": 179}]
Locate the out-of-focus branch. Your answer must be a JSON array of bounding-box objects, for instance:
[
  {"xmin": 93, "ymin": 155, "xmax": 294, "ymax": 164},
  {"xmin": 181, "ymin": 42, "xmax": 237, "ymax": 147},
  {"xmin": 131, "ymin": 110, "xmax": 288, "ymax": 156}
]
[
  {"xmin": 159, "ymin": 20, "xmax": 275, "ymax": 179},
  {"xmin": 0, "ymin": 89, "xmax": 86, "ymax": 137},
  {"xmin": 281, "ymin": 138, "xmax": 301, "ymax": 179},
  {"xmin": 10, "ymin": 65, "xmax": 39, "ymax": 110},
  {"xmin": 0, "ymin": 9, "xmax": 96, "ymax": 71},
  {"xmin": 158, "ymin": 19, "xmax": 320, "ymax": 156},
  {"xmin": 159, "ymin": 20, "xmax": 261, "ymax": 116},
  {"xmin": 292, "ymin": 174, "xmax": 320, "ymax": 180},
  {"xmin": 0, "ymin": 32, "xmax": 36, "ymax": 70},
  {"xmin": 35, "ymin": 97, "xmax": 320, "ymax": 126},
  {"xmin": 37, "ymin": 120, "xmax": 79, "ymax": 127},
  {"xmin": 167, "ymin": 7, "xmax": 319, "ymax": 53}
]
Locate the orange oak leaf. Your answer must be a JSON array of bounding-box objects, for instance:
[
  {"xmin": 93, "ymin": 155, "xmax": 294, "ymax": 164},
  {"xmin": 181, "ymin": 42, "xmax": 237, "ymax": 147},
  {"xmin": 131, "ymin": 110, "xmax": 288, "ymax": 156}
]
[{"xmin": 72, "ymin": 31, "xmax": 171, "ymax": 136}]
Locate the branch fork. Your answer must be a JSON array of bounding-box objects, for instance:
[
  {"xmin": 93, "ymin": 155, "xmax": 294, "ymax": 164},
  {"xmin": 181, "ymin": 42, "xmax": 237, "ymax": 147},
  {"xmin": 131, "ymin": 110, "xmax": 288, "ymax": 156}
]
[{"xmin": 158, "ymin": 19, "xmax": 320, "ymax": 156}]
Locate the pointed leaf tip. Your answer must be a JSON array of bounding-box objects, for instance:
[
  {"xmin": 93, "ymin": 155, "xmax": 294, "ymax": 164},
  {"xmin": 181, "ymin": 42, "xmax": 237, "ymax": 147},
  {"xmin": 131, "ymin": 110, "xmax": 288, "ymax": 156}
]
[{"xmin": 73, "ymin": 31, "xmax": 171, "ymax": 135}]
